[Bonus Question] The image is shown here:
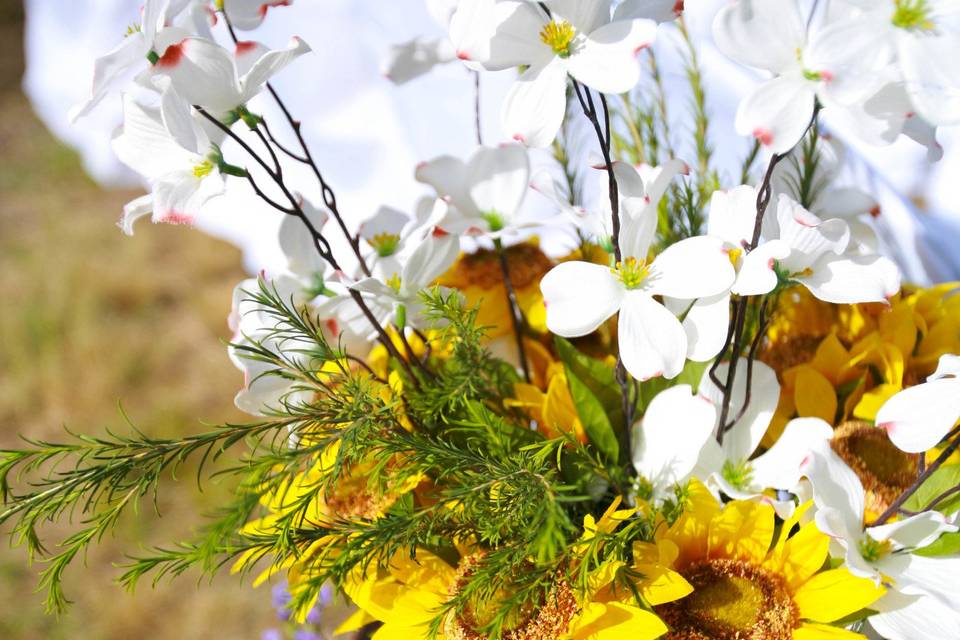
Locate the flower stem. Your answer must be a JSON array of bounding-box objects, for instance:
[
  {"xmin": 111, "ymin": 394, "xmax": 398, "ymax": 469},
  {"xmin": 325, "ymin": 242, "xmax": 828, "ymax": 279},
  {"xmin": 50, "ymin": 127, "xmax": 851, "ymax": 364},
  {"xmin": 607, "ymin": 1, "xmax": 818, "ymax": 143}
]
[{"xmin": 493, "ymin": 239, "xmax": 531, "ymax": 384}]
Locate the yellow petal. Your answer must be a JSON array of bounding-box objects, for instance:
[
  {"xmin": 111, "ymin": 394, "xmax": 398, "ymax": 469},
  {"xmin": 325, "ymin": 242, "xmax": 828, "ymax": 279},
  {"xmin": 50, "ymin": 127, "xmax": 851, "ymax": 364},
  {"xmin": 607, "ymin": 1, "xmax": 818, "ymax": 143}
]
[
  {"xmin": 793, "ymin": 568, "xmax": 884, "ymax": 623},
  {"xmin": 811, "ymin": 334, "xmax": 851, "ymax": 385},
  {"xmin": 763, "ymin": 521, "xmax": 828, "ymax": 592},
  {"xmin": 852, "ymin": 383, "xmax": 900, "ymax": 422},
  {"xmin": 707, "ymin": 500, "xmax": 775, "ymax": 565},
  {"xmin": 372, "ymin": 623, "xmax": 429, "ymax": 640},
  {"xmin": 389, "ymin": 549, "xmax": 456, "ymax": 597},
  {"xmin": 567, "ymin": 602, "xmax": 668, "ymax": 640},
  {"xmin": 335, "ymin": 607, "xmax": 377, "ymax": 634},
  {"xmin": 792, "ymin": 621, "xmax": 868, "ymax": 639},
  {"xmin": 631, "ymin": 563, "xmax": 693, "ymax": 606},
  {"xmin": 794, "ymin": 367, "xmax": 838, "ymax": 424},
  {"xmin": 659, "ymin": 479, "xmax": 720, "ymax": 569}
]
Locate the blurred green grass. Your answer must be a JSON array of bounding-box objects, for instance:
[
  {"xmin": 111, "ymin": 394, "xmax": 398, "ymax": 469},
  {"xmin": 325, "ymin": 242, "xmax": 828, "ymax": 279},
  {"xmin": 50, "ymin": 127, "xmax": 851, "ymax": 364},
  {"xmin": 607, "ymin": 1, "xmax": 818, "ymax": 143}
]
[{"xmin": 0, "ymin": 5, "xmax": 275, "ymax": 638}]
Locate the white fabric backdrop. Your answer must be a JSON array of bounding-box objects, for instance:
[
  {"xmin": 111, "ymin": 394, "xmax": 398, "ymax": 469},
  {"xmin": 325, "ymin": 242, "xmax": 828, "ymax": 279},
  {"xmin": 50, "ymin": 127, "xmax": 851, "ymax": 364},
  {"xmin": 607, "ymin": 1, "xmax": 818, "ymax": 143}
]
[{"xmin": 22, "ymin": 0, "xmax": 960, "ymax": 282}]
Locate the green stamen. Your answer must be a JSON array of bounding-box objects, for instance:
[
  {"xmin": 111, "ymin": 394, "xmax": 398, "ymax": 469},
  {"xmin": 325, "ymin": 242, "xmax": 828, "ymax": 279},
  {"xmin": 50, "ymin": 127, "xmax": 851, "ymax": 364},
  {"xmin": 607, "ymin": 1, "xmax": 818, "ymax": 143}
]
[
  {"xmin": 721, "ymin": 459, "xmax": 754, "ymax": 491},
  {"xmin": 613, "ymin": 257, "xmax": 650, "ymax": 290},
  {"xmin": 369, "ymin": 233, "xmax": 401, "ymax": 257},
  {"xmin": 892, "ymin": 0, "xmax": 935, "ymax": 30}
]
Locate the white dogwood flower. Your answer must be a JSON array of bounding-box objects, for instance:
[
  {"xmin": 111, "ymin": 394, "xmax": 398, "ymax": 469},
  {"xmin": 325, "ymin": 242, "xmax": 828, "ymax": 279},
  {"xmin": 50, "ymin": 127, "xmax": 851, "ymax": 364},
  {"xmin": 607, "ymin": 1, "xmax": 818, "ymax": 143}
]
[
  {"xmin": 875, "ymin": 353, "xmax": 960, "ymax": 453},
  {"xmin": 815, "ymin": 0, "xmax": 960, "ymax": 127},
  {"xmin": 113, "ymin": 91, "xmax": 234, "ymax": 231},
  {"xmin": 348, "ymin": 228, "xmax": 460, "ymax": 331},
  {"xmin": 450, "ymin": 0, "xmax": 657, "ymax": 146},
  {"xmin": 69, "ymin": 0, "xmax": 192, "ymax": 121},
  {"xmin": 415, "ymin": 144, "xmax": 533, "ymax": 237},
  {"xmin": 631, "ymin": 384, "xmax": 717, "ymax": 503},
  {"xmin": 148, "ymin": 36, "xmax": 311, "ymax": 117},
  {"xmin": 217, "ymin": 0, "xmax": 295, "ymax": 31},
  {"xmin": 765, "ymin": 194, "xmax": 901, "ymax": 304},
  {"xmin": 541, "ymin": 201, "xmax": 735, "ymax": 381},
  {"xmin": 802, "ymin": 441, "xmax": 960, "ymax": 640}
]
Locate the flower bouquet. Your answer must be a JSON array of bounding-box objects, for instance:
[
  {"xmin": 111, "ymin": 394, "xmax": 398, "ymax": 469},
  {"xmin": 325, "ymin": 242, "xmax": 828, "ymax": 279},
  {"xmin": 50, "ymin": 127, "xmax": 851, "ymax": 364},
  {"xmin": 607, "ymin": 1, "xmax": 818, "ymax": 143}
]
[{"xmin": 4, "ymin": 1, "xmax": 960, "ymax": 639}]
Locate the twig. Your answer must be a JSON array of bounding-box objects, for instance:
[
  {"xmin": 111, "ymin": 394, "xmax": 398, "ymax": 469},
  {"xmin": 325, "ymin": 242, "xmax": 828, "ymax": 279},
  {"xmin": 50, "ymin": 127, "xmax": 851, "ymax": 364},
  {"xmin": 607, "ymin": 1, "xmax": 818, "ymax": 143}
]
[
  {"xmin": 871, "ymin": 431, "xmax": 960, "ymax": 526},
  {"xmin": 494, "ymin": 239, "xmax": 531, "ymax": 383}
]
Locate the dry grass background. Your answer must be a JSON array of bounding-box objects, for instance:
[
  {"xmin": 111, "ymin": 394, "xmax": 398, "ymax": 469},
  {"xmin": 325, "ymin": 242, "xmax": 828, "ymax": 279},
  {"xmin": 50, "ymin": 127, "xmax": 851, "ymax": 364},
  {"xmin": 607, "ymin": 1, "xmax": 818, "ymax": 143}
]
[{"xmin": 0, "ymin": 4, "xmax": 276, "ymax": 638}]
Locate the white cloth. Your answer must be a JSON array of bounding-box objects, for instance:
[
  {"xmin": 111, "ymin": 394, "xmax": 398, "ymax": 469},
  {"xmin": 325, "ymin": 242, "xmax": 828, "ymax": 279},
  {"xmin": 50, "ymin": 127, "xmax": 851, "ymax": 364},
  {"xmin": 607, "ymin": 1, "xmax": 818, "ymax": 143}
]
[{"xmin": 22, "ymin": 0, "xmax": 960, "ymax": 281}]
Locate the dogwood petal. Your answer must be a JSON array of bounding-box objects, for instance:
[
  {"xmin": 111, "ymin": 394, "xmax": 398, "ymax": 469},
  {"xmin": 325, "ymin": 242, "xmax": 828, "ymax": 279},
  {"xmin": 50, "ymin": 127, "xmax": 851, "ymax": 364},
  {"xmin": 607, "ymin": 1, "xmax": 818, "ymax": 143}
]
[
  {"xmin": 280, "ymin": 197, "xmax": 329, "ymax": 276},
  {"xmin": 544, "ymin": 0, "xmax": 611, "ymax": 34},
  {"xmin": 152, "ymin": 37, "xmax": 241, "ymax": 114},
  {"xmin": 113, "ymin": 96, "xmax": 198, "ymax": 180},
  {"xmin": 897, "ymin": 31, "xmax": 960, "ymax": 126},
  {"xmin": 541, "ymin": 261, "xmax": 623, "ymax": 337},
  {"xmin": 707, "ymin": 185, "xmax": 757, "ymax": 246},
  {"xmin": 567, "ymin": 18, "xmax": 657, "ymax": 94},
  {"xmin": 665, "ymin": 293, "xmax": 730, "ymax": 363},
  {"xmin": 619, "ymin": 205, "xmax": 656, "ymax": 261},
  {"xmin": 871, "ymin": 591, "xmax": 960, "ymax": 640},
  {"xmin": 70, "ymin": 35, "xmax": 147, "ymax": 122},
  {"xmin": 383, "ymin": 37, "xmax": 457, "ymax": 85},
  {"xmin": 614, "ymin": 0, "xmax": 683, "ymax": 23},
  {"xmin": 119, "ymin": 195, "xmax": 154, "ymax": 236},
  {"xmin": 648, "ymin": 235, "xmax": 735, "ymax": 300},
  {"xmin": 415, "ymin": 155, "xmax": 471, "ymax": 214},
  {"xmin": 153, "ymin": 171, "xmax": 222, "ymax": 223},
  {"xmin": 869, "ymin": 512, "xmax": 957, "ymax": 551},
  {"xmin": 875, "ymin": 377, "xmax": 960, "ymax": 453},
  {"xmin": 817, "ymin": 187, "xmax": 877, "ymax": 219},
  {"xmin": 240, "ymin": 37, "xmax": 311, "ymax": 103},
  {"xmin": 502, "ymin": 57, "xmax": 569, "ymax": 147},
  {"xmin": 225, "ymin": 0, "xmax": 294, "ymax": 31},
  {"xmin": 699, "ymin": 360, "xmax": 780, "ymax": 462},
  {"xmin": 881, "ymin": 553, "xmax": 960, "ymax": 605},
  {"xmin": 632, "ymin": 384, "xmax": 716, "ymax": 497},
  {"xmin": 931, "ymin": 354, "xmax": 960, "ymax": 380},
  {"xmin": 402, "ymin": 231, "xmax": 460, "ymax": 292},
  {"xmin": 750, "ymin": 418, "xmax": 833, "ymax": 492},
  {"xmin": 467, "ymin": 144, "xmax": 530, "ymax": 221},
  {"xmin": 618, "ymin": 292, "xmax": 687, "ymax": 380},
  {"xmin": 735, "ymin": 75, "xmax": 817, "ymax": 155},
  {"xmin": 639, "ymin": 158, "xmax": 686, "ymax": 207},
  {"xmin": 799, "ymin": 254, "xmax": 901, "ymax": 304},
  {"xmin": 733, "ymin": 240, "xmax": 790, "ymax": 296},
  {"xmin": 802, "ymin": 442, "xmax": 866, "ymax": 536},
  {"xmin": 450, "ymin": 0, "xmax": 549, "ymax": 69},
  {"xmin": 712, "ymin": 0, "xmax": 806, "ymax": 73},
  {"xmin": 776, "ymin": 195, "xmax": 850, "ymax": 273},
  {"xmin": 610, "ymin": 161, "xmax": 646, "ymax": 199}
]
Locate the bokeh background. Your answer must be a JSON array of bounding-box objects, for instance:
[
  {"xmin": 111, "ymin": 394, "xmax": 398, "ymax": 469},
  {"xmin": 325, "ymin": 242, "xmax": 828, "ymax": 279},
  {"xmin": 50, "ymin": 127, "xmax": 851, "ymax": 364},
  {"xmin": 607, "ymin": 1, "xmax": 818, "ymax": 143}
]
[{"xmin": 0, "ymin": 5, "xmax": 275, "ymax": 638}]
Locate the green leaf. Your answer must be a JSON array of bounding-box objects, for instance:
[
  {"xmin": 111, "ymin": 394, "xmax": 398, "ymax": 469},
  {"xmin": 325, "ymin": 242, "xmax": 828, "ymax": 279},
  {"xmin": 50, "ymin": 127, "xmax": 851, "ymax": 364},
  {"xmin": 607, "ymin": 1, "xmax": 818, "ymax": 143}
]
[
  {"xmin": 554, "ymin": 337, "xmax": 626, "ymax": 433},
  {"xmin": 914, "ymin": 532, "xmax": 960, "ymax": 557},
  {"xmin": 904, "ymin": 464, "xmax": 960, "ymax": 515},
  {"xmin": 565, "ymin": 367, "xmax": 619, "ymax": 465},
  {"xmin": 634, "ymin": 360, "xmax": 709, "ymax": 414}
]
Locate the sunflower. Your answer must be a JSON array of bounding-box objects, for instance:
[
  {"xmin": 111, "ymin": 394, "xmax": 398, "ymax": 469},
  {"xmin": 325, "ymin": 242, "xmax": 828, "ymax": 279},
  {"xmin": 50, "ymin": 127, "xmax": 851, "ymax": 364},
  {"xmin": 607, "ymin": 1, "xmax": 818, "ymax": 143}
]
[
  {"xmin": 649, "ymin": 481, "xmax": 884, "ymax": 639},
  {"xmin": 507, "ymin": 341, "xmax": 589, "ymax": 444},
  {"xmin": 344, "ymin": 499, "xmax": 684, "ymax": 640}
]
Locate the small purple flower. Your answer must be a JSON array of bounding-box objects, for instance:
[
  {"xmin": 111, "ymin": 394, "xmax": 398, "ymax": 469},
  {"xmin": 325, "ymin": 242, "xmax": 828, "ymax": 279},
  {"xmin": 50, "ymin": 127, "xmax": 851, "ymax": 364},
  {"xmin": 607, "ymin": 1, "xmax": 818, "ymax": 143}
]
[
  {"xmin": 293, "ymin": 631, "xmax": 322, "ymax": 640},
  {"xmin": 304, "ymin": 605, "xmax": 322, "ymax": 625},
  {"xmin": 271, "ymin": 584, "xmax": 292, "ymax": 611},
  {"xmin": 261, "ymin": 630, "xmax": 283, "ymax": 640}
]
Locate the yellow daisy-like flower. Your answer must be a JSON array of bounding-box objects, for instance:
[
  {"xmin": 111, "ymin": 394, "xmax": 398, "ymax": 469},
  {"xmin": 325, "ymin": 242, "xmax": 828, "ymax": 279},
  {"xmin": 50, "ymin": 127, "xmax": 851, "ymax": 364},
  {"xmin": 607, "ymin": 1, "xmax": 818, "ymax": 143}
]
[
  {"xmin": 762, "ymin": 282, "xmax": 960, "ymax": 440},
  {"xmin": 507, "ymin": 342, "xmax": 588, "ymax": 444},
  {"xmin": 650, "ymin": 482, "xmax": 884, "ymax": 639}
]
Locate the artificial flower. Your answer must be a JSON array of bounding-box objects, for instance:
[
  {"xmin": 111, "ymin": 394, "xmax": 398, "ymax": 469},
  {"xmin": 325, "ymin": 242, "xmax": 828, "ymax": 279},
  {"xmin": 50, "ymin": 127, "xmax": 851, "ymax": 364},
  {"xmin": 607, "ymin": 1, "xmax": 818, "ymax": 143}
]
[{"xmin": 450, "ymin": 0, "xmax": 657, "ymax": 146}]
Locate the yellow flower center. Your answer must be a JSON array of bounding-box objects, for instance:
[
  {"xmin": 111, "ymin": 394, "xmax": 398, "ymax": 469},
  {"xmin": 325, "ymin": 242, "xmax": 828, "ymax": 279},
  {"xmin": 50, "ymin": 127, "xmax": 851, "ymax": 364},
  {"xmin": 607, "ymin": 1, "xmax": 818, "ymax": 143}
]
[
  {"xmin": 539, "ymin": 20, "xmax": 577, "ymax": 58},
  {"xmin": 613, "ymin": 257, "xmax": 650, "ymax": 290},
  {"xmin": 657, "ymin": 559, "xmax": 799, "ymax": 640},
  {"xmin": 386, "ymin": 273, "xmax": 402, "ymax": 294},
  {"xmin": 193, "ymin": 160, "xmax": 215, "ymax": 179},
  {"xmin": 858, "ymin": 535, "xmax": 894, "ymax": 563},
  {"xmin": 831, "ymin": 420, "xmax": 917, "ymax": 516},
  {"xmin": 368, "ymin": 232, "xmax": 401, "ymax": 257},
  {"xmin": 726, "ymin": 247, "xmax": 743, "ymax": 269},
  {"xmin": 892, "ymin": 0, "xmax": 935, "ymax": 31}
]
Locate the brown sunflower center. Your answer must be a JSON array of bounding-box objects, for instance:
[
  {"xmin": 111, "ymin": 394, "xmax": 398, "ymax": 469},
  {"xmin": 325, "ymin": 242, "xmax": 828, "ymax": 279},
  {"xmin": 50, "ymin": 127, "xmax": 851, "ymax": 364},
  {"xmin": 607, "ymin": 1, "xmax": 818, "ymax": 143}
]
[
  {"xmin": 830, "ymin": 420, "xmax": 917, "ymax": 514},
  {"xmin": 444, "ymin": 556, "xmax": 577, "ymax": 640},
  {"xmin": 657, "ymin": 559, "xmax": 799, "ymax": 640},
  {"xmin": 759, "ymin": 334, "xmax": 824, "ymax": 374},
  {"xmin": 443, "ymin": 244, "xmax": 553, "ymax": 290}
]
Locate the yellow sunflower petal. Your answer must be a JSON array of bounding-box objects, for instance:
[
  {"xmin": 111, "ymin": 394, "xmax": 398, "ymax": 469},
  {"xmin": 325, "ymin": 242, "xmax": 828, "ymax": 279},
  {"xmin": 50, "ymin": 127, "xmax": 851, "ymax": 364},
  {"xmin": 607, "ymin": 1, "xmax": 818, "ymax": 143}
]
[
  {"xmin": 335, "ymin": 607, "xmax": 377, "ymax": 634},
  {"xmin": 794, "ymin": 367, "xmax": 838, "ymax": 424},
  {"xmin": 707, "ymin": 500, "xmax": 775, "ymax": 566},
  {"xmin": 793, "ymin": 568, "xmax": 884, "ymax": 623},
  {"xmin": 792, "ymin": 621, "xmax": 868, "ymax": 639},
  {"xmin": 763, "ymin": 521, "xmax": 829, "ymax": 592},
  {"xmin": 567, "ymin": 602, "xmax": 668, "ymax": 640},
  {"xmin": 372, "ymin": 623, "xmax": 428, "ymax": 640},
  {"xmin": 632, "ymin": 563, "xmax": 694, "ymax": 606},
  {"xmin": 660, "ymin": 479, "xmax": 720, "ymax": 569},
  {"xmin": 389, "ymin": 549, "xmax": 456, "ymax": 597}
]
